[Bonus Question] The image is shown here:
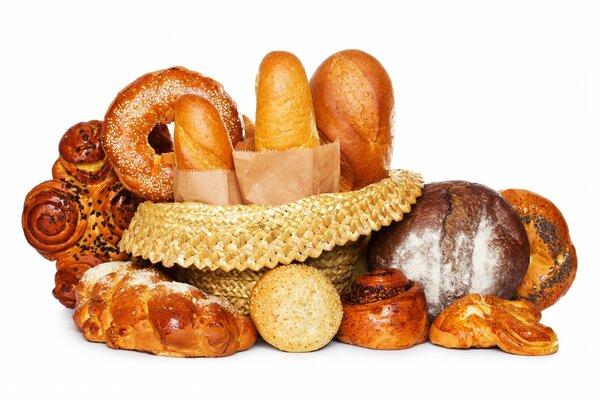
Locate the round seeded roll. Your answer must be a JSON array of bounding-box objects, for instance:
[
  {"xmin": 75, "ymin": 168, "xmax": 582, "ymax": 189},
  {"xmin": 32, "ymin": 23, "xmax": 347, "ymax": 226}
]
[{"xmin": 249, "ymin": 264, "xmax": 343, "ymax": 352}]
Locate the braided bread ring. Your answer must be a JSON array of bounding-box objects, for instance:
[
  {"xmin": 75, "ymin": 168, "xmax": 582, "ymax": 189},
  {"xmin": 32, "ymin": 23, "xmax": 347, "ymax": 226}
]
[{"xmin": 102, "ymin": 67, "xmax": 243, "ymax": 202}]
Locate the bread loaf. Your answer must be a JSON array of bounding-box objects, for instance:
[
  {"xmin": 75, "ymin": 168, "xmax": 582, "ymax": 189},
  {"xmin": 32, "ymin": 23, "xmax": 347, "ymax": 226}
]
[
  {"xmin": 368, "ymin": 181, "xmax": 530, "ymax": 319},
  {"xmin": 255, "ymin": 51, "xmax": 320, "ymax": 151},
  {"xmin": 74, "ymin": 261, "xmax": 257, "ymax": 357},
  {"xmin": 174, "ymin": 94, "xmax": 234, "ymax": 170},
  {"xmin": 310, "ymin": 49, "xmax": 394, "ymax": 189}
]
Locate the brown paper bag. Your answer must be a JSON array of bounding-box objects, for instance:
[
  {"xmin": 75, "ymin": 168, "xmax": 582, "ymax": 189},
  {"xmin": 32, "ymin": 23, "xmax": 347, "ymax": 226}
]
[
  {"xmin": 233, "ymin": 141, "xmax": 340, "ymax": 205},
  {"xmin": 173, "ymin": 168, "xmax": 243, "ymax": 205}
]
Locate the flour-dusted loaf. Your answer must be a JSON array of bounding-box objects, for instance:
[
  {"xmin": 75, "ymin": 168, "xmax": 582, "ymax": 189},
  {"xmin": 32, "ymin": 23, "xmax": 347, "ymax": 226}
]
[{"xmin": 368, "ymin": 181, "xmax": 530, "ymax": 319}]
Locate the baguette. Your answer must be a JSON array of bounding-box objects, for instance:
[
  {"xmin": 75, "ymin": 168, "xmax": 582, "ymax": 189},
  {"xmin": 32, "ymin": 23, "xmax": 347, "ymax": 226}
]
[
  {"xmin": 174, "ymin": 94, "xmax": 234, "ymax": 170},
  {"xmin": 255, "ymin": 51, "xmax": 320, "ymax": 151}
]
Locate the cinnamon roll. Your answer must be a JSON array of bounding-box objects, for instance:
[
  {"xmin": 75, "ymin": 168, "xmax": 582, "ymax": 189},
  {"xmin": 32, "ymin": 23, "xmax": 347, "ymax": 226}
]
[{"xmin": 337, "ymin": 268, "xmax": 428, "ymax": 350}]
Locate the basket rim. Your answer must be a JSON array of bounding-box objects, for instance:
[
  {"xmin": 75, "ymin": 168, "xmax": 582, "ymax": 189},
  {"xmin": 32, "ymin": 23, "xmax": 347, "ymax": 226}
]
[{"xmin": 119, "ymin": 169, "xmax": 423, "ymax": 272}]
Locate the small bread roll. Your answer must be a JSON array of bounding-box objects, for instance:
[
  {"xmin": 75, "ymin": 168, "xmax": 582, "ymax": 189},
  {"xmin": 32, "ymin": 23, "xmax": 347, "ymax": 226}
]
[
  {"xmin": 337, "ymin": 268, "xmax": 428, "ymax": 350},
  {"xmin": 249, "ymin": 264, "xmax": 342, "ymax": 352},
  {"xmin": 174, "ymin": 94, "xmax": 234, "ymax": 170},
  {"xmin": 255, "ymin": 51, "xmax": 320, "ymax": 151},
  {"xmin": 310, "ymin": 49, "xmax": 394, "ymax": 189}
]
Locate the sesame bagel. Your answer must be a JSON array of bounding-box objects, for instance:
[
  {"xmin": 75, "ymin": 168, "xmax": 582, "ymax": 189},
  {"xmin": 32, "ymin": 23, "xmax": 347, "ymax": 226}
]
[{"xmin": 102, "ymin": 67, "xmax": 243, "ymax": 202}]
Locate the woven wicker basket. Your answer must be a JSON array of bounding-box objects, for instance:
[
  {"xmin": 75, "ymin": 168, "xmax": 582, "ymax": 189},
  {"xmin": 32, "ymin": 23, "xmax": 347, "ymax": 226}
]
[{"xmin": 120, "ymin": 169, "xmax": 423, "ymax": 313}]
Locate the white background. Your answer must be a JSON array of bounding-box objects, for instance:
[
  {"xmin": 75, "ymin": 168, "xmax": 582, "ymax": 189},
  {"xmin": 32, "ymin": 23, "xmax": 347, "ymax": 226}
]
[{"xmin": 2, "ymin": 0, "xmax": 598, "ymax": 398}]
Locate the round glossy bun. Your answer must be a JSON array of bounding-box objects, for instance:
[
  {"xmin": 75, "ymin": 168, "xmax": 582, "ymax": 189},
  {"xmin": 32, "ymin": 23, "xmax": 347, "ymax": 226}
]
[
  {"xmin": 368, "ymin": 181, "xmax": 530, "ymax": 319},
  {"xmin": 249, "ymin": 264, "xmax": 342, "ymax": 352},
  {"xmin": 337, "ymin": 268, "xmax": 428, "ymax": 350}
]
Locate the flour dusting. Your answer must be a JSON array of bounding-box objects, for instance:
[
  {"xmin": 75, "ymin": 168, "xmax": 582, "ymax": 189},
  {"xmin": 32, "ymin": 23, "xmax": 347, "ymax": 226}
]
[
  {"xmin": 394, "ymin": 216, "xmax": 503, "ymax": 317},
  {"xmin": 156, "ymin": 281, "xmax": 192, "ymax": 295},
  {"xmin": 470, "ymin": 216, "xmax": 498, "ymax": 293},
  {"xmin": 395, "ymin": 229, "xmax": 443, "ymax": 314},
  {"xmin": 81, "ymin": 261, "xmax": 133, "ymax": 286},
  {"xmin": 126, "ymin": 269, "xmax": 162, "ymax": 286}
]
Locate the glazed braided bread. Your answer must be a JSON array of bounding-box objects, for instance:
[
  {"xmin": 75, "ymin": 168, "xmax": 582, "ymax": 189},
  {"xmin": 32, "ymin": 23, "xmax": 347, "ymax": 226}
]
[{"xmin": 74, "ymin": 261, "xmax": 256, "ymax": 357}]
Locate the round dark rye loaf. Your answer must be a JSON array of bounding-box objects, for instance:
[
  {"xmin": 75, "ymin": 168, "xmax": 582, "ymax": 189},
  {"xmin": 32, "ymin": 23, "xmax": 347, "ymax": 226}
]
[{"xmin": 368, "ymin": 181, "xmax": 530, "ymax": 319}]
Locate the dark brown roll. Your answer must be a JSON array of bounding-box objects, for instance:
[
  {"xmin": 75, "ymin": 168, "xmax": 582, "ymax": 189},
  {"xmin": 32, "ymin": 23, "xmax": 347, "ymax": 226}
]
[
  {"xmin": 59, "ymin": 121, "xmax": 105, "ymax": 164},
  {"xmin": 368, "ymin": 181, "xmax": 530, "ymax": 319},
  {"xmin": 337, "ymin": 268, "xmax": 428, "ymax": 350},
  {"xmin": 56, "ymin": 121, "xmax": 113, "ymax": 184}
]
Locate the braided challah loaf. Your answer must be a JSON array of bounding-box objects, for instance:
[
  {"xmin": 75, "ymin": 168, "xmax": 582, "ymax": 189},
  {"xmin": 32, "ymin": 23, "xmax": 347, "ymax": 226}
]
[{"xmin": 74, "ymin": 261, "xmax": 256, "ymax": 357}]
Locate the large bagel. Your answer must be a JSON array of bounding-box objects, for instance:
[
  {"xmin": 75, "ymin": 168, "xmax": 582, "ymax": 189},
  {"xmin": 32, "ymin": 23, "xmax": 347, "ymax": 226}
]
[
  {"xmin": 102, "ymin": 67, "xmax": 243, "ymax": 202},
  {"xmin": 500, "ymin": 189, "xmax": 577, "ymax": 309}
]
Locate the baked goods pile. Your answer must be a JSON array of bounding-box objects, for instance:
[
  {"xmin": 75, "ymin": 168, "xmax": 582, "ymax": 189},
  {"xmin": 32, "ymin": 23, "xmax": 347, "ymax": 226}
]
[
  {"xmin": 22, "ymin": 49, "xmax": 576, "ymax": 358},
  {"xmin": 102, "ymin": 67, "xmax": 243, "ymax": 202}
]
